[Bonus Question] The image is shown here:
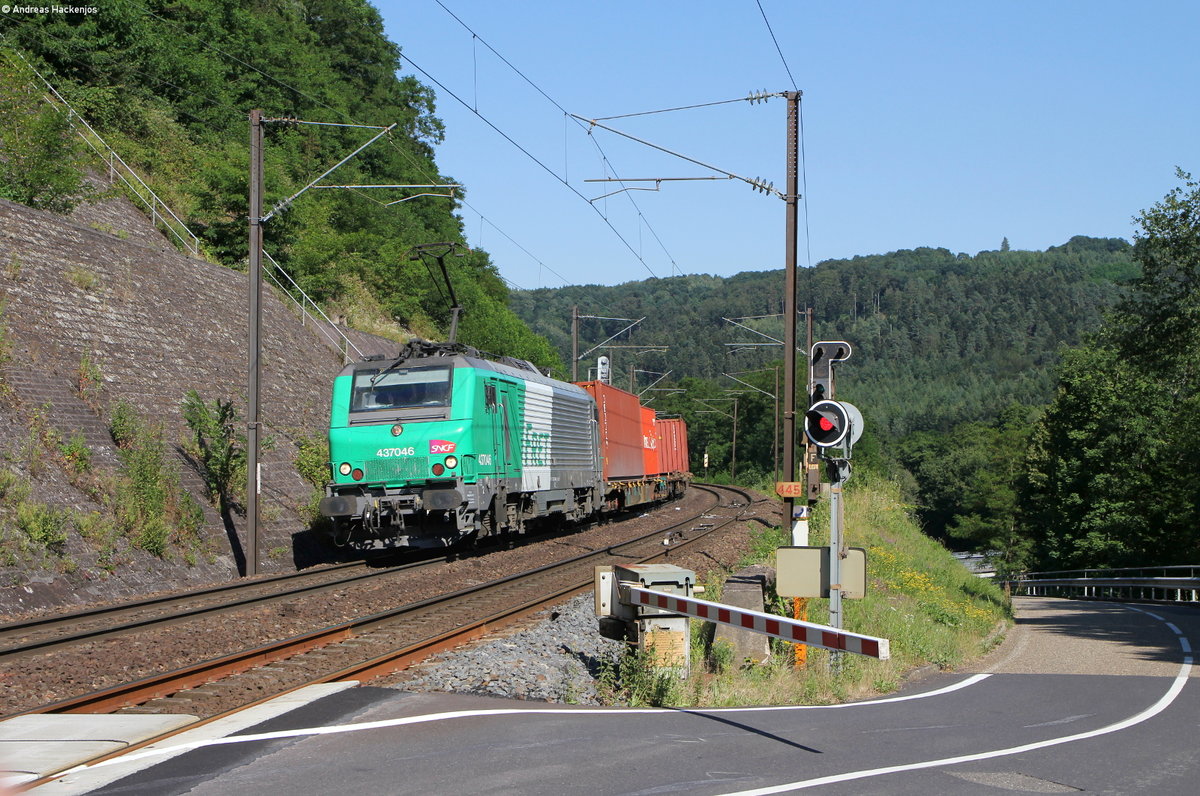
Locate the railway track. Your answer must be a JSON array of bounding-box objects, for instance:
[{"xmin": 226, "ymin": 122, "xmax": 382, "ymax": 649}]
[
  {"xmin": 0, "ymin": 489, "xmax": 732, "ymax": 665},
  {"xmin": 7, "ymin": 484, "xmax": 754, "ymax": 724},
  {"xmin": 0, "ymin": 488, "xmax": 731, "ymax": 665},
  {"xmin": 13, "ymin": 483, "xmax": 760, "ymax": 788},
  {"xmin": 0, "ymin": 555, "xmax": 436, "ymax": 662}
]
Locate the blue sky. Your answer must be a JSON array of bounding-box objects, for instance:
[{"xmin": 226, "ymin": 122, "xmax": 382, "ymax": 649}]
[{"xmin": 376, "ymin": 1, "xmax": 1199, "ymax": 290}]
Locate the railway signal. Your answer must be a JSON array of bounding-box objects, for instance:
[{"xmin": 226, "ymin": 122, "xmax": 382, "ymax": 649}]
[
  {"xmin": 804, "ymin": 399, "xmax": 863, "ymax": 449},
  {"xmin": 809, "ymin": 341, "xmax": 851, "ymax": 406},
  {"xmin": 792, "ymin": 341, "xmax": 864, "ymax": 668},
  {"xmin": 804, "ymin": 400, "xmax": 849, "ymax": 447}
]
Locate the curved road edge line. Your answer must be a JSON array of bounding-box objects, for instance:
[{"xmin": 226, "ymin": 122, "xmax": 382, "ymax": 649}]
[
  {"xmin": 715, "ymin": 608, "xmax": 1194, "ymax": 795},
  {"xmin": 58, "ymin": 674, "xmax": 994, "ymax": 777}
]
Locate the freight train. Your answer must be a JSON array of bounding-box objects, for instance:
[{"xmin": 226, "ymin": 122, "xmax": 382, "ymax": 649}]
[{"xmin": 318, "ymin": 341, "xmax": 690, "ymax": 549}]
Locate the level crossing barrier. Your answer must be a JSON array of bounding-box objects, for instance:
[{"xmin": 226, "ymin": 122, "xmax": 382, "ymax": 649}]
[{"xmin": 628, "ymin": 585, "xmax": 890, "ymax": 659}]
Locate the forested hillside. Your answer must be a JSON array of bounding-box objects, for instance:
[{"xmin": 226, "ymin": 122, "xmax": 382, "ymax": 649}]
[
  {"xmin": 513, "ymin": 237, "xmax": 1142, "ymax": 574},
  {"xmin": 4, "ymin": 4, "xmax": 1191, "ymax": 581},
  {"xmin": 0, "ymin": 0, "xmax": 559, "ymax": 369},
  {"xmin": 512, "ymin": 237, "xmax": 1137, "ymax": 440},
  {"xmin": 1022, "ymin": 173, "xmax": 1200, "ymax": 571}
]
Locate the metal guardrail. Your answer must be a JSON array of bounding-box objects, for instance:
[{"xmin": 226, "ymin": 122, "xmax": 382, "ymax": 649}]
[
  {"xmin": 262, "ymin": 250, "xmax": 365, "ymax": 361},
  {"xmin": 7, "ymin": 46, "xmax": 202, "ymax": 256},
  {"xmin": 1010, "ymin": 565, "xmax": 1200, "ymax": 604}
]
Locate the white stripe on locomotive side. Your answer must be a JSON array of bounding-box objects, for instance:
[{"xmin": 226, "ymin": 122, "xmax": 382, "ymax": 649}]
[{"xmin": 521, "ymin": 380, "xmax": 554, "ymax": 492}]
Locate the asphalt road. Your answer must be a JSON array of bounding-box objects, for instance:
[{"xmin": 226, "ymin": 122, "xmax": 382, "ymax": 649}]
[{"xmin": 83, "ymin": 597, "xmax": 1199, "ymax": 795}]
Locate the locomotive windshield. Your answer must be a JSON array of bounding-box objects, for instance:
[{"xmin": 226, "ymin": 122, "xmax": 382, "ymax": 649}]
[{"xmin": 350, "ymin": 366, "xmax": 451, "ymax": 412}]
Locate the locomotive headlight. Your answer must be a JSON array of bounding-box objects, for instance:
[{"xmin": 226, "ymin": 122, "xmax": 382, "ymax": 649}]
[
  {"xmin": 444, "ymin": 455, "xmax": 458, "ymax": 470},
  {"xmin": 431, "ymin": 463, "xmax": 445, "ymax": 476},
  {"xmin": 390, "ymin": 424, "xmax": 403, "ymax": 436},
  {"xmin": 338, "ymin": 462, "xmax": 352, "ymax": 476},
  {"xmin": 351, "ymin": 468, "xmax": 364, "ymax": 481}
]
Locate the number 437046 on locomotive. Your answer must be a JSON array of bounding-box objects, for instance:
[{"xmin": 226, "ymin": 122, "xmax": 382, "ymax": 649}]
[{"xmin": 319, "ymin": 342, "xmax": 690, "ymax": 549}]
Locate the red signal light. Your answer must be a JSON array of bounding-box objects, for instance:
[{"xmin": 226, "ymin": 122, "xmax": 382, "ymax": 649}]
[{"xmin": 805, "ymin": 400, "xmax": 851, "ymax": 447}]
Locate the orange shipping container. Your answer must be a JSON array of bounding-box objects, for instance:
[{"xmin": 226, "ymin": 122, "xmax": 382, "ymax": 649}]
[
  {"xmin": 576, "ymin": 381, "xmax": 646, "ymax": 480},
  {"xmin": 656, "ymin": 418, "xmax": 690, "ymax": 475},
  {"xmin": 641, "ymin": 406, "xmax": 661, "ymax": 477}
]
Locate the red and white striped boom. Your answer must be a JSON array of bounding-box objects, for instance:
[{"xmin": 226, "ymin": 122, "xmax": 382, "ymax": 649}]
[{"xmin": 628, "ymin": 586, "xmax": 890, "ymax": 660}]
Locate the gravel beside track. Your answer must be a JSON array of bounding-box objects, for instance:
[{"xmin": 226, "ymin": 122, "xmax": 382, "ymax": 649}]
[
  {"xmin": 382, "ymin": 498, "xmax": 770, "ymax": 703},
  {"xmin": 0, "ymin": 488, "xmax": 775, "ymax": 716},
  {"xmin": 388, "ymin": 594, "xmax": 623, "ymax": 703}
]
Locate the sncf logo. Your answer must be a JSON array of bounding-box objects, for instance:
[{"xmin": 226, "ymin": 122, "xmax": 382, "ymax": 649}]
[{"xmin": 429, "ymin": 440, "xmax": 457, "ymax": 454}]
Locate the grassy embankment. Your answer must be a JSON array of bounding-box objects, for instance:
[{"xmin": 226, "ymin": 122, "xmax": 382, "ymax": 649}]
[{"xmin": 600, "ymin": 473, "xmax": 1011, "ymax": 706}]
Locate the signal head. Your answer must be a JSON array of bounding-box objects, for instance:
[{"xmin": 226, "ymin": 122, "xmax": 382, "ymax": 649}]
[{"xmin": 804, "ymin": 400, "xmax": 851, "ymax": 447}]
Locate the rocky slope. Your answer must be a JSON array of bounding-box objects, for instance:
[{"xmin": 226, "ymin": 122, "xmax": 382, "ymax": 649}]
[{"xmin": 0, "ymin": 188, "xmax": 392, "ymax": 615}]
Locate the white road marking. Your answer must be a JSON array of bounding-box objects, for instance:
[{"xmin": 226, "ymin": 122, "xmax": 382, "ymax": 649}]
[
  {"xmin": 700, "ymin": 673, "xmax": 991, "ymax": 714},
  {"xmin": 52, "ymin": 674, "xmax": 992, "ymax": 778},
  {"xmin": 713, "ymin": 609, "xmax": 1194, "ymax": 795},
  {"xmin": 1022, "ymin": 714, "xmax": 1093, "ymax": 728},
  {"xmin": 861, "ymin": 723, "xmax": 963, "ymax": 733}
]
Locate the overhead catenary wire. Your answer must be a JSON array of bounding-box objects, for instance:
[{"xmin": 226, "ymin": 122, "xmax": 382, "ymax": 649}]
[
  {"xmin": 261, "ymin": 122, "xmax": 398, "ymax": 222},
  {"xmin": 6, "ymin": 4, "xmax": 701, "ymax": 297},
  {"xmin": 9, "ymin": 2, "xmax": 720, "ymax": 313},
  {"xmin": 426, "ymin": 3, "xmax": 781, "ymax": 348},
  {"xmin": 4, "ymin": 5, "xmax": 648, "ymax": 377},
  {"xmin": 117, "ymin": 0, "xmax": 682, "ymax": 293},
  {"xmin": 589, "ymin": 93, "xmax": 776, "ymax": 122},
  {"xmin": 570, "ymin": 113, "xmax": 783, "ymax": 199},
  {"xmin": 756, "ymin": 0, "xmax": 799, "ymax": 91},
  {"xmin": 2, "ymin": 14, "xmax": 509, "ymax": 316},
  {"xmin": 428, "ymin": 0, "xmax": 685, "ymax": 278},
  {"xmin": 123, "ymin": 0, "xmax": 577, "ymax": 291},
  {"xmin": 404, "ymin": 54, "xmax": 661, "ymax": 281},
  {"xmin": 215, "ymin": 0, "xmax": 649, "ymax": 351},
  {"xmin": 750, "ymin": 0, "xmax": 811, "ymax": 265}
]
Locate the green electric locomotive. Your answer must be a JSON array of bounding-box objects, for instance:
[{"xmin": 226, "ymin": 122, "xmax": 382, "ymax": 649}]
[{"xmin": 319, "ymin": 342, "xmax": 603, "ymax": 548}]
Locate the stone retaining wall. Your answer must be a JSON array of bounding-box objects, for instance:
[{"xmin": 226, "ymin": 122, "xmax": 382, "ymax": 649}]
[{"xmin": 0, "ymin": 192, "xmax": 390, "ymax": 614}]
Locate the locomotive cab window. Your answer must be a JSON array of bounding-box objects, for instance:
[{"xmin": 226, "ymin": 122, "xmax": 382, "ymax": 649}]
[{"xmin": 349, "ymin": 366, "xmax": 452, "ymax": 419}]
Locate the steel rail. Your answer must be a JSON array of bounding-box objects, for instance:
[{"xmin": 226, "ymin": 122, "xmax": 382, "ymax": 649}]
[
  {"xmin": 1, "ymin": 488, "xmax": 740, "ymax": 661},
  {"xmin": 0, "ymin": 556, "xmax": 441, "ymax": 660},
  {"xmin": 27, "ymin": 485, "xmax": 747, "ymax": 716},
  {"xmin": 18, "ymin": 485, "xmax": 756, "ymax": 790},
  {"xmin": 327, "ymin": 484, "xmax": 754, "ymax": 682},
  {"xmin": 0, "ymin": 562, "xmax": 360, "ymax": 636}
]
